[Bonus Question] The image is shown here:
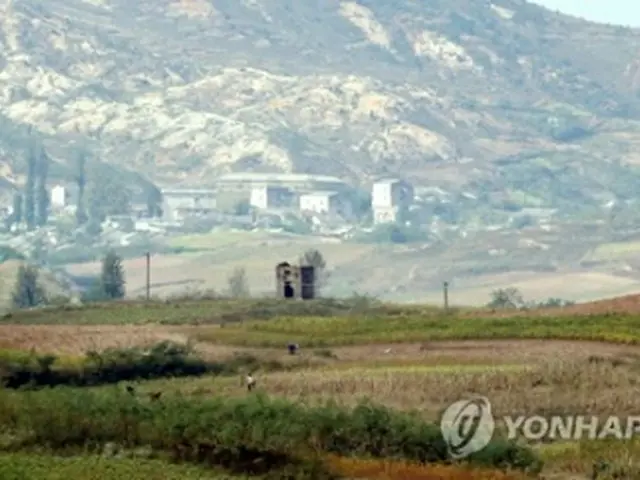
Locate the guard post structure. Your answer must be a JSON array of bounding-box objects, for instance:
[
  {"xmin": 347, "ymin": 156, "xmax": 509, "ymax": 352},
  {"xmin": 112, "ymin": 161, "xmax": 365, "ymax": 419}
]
[
  {"xmin": 275, "ymin": 262, "xmax": 315, "ymax": 300},
  {"xmin": 276, "ymin": 261, "xmax": 297, "ymax": 299},
  {"xmin": 300, "ymin": 265, "xmax": 315, "ymax": 300}
]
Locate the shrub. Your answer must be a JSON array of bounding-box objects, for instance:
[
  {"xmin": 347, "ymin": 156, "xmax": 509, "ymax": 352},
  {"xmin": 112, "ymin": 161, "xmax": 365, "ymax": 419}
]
[
  {"xmin": 0, "ymin": 389, "xmax": 541, "ymax": 476},
  {"xmin": 0, "ymin": 342, "xmax": 278, "ymax": 389}
]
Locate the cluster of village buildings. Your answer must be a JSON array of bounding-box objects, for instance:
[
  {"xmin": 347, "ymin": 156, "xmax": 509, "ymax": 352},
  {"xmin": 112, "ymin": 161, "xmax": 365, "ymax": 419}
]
[{"xmin": 49, "ymin": 173, "xmax": 415, "ymax": 226}]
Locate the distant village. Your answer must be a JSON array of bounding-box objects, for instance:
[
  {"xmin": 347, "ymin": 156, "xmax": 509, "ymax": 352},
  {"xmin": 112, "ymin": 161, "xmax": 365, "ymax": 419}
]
[
  {"xmin": 46, "ymin": 172, "xmax": 415, "ymax": 226},
  {"xmin": 158, "ymin": 173, "xmax": 414, "ymax": 225},
  {"xmin": 0, "ymin": 172, "xmax": 428, "ymax": 264}
]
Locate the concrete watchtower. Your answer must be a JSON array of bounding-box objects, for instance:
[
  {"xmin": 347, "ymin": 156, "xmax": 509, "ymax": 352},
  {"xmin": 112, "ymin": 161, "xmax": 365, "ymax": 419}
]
[{"xmin": 275, "ymin": 262, "xmax": 315, "ymax": 300}]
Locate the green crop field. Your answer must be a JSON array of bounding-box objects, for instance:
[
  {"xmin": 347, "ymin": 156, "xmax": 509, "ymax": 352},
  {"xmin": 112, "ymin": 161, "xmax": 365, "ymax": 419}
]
[
  {"xmin": 0, "ymin": 453, "xmax": 245, "ymax": 480},
  {"xmin": 191, "ymin": 310, "xmax": 640, "ymax": 347},
  {"xmin": 0, "ymin": 297, "xmax": 639, "ymax": 479}
]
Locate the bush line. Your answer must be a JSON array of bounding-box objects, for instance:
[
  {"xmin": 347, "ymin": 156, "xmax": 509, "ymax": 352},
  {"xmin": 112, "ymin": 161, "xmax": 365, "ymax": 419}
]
[
  {"xmin": 0, "ymin": 341, "xmax": 284, "ymax": 389},
  {"xmin": 0, "ymin": 388, "xmax": 542, "ymax": 477}
]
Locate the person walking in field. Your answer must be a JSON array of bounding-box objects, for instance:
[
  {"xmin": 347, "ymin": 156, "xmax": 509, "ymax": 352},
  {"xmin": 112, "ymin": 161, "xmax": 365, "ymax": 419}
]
[{"xmin": 246, "ymin": 373, "xmax": 256, "ymax": 392}]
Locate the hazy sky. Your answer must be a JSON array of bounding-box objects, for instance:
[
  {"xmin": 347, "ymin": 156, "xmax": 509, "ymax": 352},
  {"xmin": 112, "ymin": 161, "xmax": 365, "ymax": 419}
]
[{"xmin": 532, "ymin": 0, "xmax": 640, "ymax": 27}]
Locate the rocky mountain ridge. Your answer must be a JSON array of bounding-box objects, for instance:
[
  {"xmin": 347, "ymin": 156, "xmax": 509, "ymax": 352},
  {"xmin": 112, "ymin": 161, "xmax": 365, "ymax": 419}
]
[{"xmin": 1, "ymin": 0, "xmax": 640, "ymax": 218}]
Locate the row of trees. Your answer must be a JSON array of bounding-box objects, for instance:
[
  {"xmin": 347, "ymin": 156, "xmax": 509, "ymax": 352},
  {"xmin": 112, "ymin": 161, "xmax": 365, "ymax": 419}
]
[
  {"xmin": 71, "ymin": 153, "xmax": 163, "ymax": 232},
  {"xmin": 5, "ymin": 141, "xmax": 163, "ymax": 235},
  {"xmin": 10, "ymin": 248, "xmax": 328, "ymax": 309},
  {"xmin": 11, "ymin": 251, "xmax": 126, "ymax": 309},
  {"xmin": 7, "ymin": 142, "xmax": 51, "ymax": 231},
  {"xmin": 487, "ymin": 287, "xmax": 575, "ymax": 310}
]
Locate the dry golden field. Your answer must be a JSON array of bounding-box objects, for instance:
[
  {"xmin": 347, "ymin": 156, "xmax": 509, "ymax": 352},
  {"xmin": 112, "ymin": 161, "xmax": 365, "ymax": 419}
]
[{"xmin": 4, "ymin": 298, "xmax": 640, "ymax": 479}]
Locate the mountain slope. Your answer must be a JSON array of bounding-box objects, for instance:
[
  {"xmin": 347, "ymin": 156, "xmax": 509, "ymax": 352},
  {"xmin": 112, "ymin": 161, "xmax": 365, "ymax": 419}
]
[{"xmin": 2, "ymin": 0, "xmax": 640, "ymax": 216}]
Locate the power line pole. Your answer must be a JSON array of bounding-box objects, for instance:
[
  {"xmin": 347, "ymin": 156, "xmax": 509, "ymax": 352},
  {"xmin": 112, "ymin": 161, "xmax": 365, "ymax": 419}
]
[
  {"xmin": 145, "ymin": 252, "xmax": 151, "ymax": 301},
  {"xmin": 443, "ymin": 281, "xmax": 449, "ymax": 312}
]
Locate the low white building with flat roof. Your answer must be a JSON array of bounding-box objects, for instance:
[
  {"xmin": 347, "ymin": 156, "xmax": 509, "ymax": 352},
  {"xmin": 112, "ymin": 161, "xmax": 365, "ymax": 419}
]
[
  {"xmin": 299, "ymin": 190, "xmax": 352, "ymax": 218},
  {"xmin": 216, "ymin": 172, "xmax": 350, "ymax": 193},
  {"xmin": 50, "ymin": 184, "xmax": 79, "ymax": 210},
  {"xmin": 250, "ymin": 185, "xmax": 294, "ymax": 209},
  {"xmin": 161, "ymin": 187, "xmax": 217, "ymax": 220}
]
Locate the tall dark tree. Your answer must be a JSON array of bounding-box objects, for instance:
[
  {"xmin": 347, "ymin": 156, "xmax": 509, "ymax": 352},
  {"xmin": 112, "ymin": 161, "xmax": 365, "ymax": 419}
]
[
  {"xmin": 11, "ymin": 192, "xmax": 22, "ymax": 226},
  {"xmin": 227, "ymin": 266, "xmax": 250, "ymax": 298},
  {"xmin": 74, "ymin": 151, "xmax": 88, "ymax": 226},
  {"xmin": 299, "ymin": 248, "xmax": 329, "ymax": 293},
  {"xmin": 145, "ymin": 183, "xmax": 163, "ymax": 218},
  {"xmin": 34, "ymin": 145, "xmax": 50, "ymax": 227},
  {"xmin": 12, "ymin": 264, "xmax": 46, "ymax": 308},
  {"xmin": 99, "ymin": 250, "xmax": 126, "ymax": 299},
  {"xmin": 23, "ymin": 144, "xmax": 37, "ymax": 231},
  {"xmin": 86, "ymin": 163, "xmax": 132, "ymax": 225}
]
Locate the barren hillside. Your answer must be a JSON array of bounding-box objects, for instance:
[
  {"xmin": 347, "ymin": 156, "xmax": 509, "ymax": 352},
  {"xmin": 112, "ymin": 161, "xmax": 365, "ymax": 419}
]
[{"xmin": 0, "ymin": 0, "xmax": 640, "ymax": 218}]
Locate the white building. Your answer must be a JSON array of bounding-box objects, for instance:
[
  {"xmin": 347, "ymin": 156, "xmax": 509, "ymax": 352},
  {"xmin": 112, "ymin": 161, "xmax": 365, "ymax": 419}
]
[
  {"xmin": 249, "ymin": 185, "xmax": 294, "ymax": 209},
  {"xmin": 161, "ymin": 188, "xmax": 217, "ymax": 220},
  {"xmin": 299, "ymin": 191, "xmax": 351, "ymax": 218},
  {"xmin": 371, "ymin": 179, "xmax": 414, "ymax": 224},
  {"xmin": 50, "ymin": 185, "xmax": 71, "ymax": 209}
]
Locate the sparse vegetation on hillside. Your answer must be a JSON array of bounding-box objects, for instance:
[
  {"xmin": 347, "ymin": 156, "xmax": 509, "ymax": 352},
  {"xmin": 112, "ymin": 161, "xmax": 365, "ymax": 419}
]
[{"xmin": 5, "ymin": 0, "xmax": 640, "ymax": 232}]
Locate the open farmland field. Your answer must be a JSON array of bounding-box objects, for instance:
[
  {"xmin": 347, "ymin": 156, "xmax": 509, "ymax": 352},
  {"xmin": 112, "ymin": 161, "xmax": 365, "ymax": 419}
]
[
  {"xmin": 60, "ymin": 229, "xmax": 640, "ymax": 305},
  {"xmin": 3, "ymin": 298, "xmax": 640, "ymax": 478}
]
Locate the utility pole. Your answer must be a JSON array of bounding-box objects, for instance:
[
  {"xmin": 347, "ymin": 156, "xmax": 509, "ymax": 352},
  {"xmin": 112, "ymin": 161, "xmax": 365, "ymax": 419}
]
[
  {"xmin": 145, "ymin": 252, "xmax": 151, "ymax": 301},
  {"xmin": 443, "ymin": 281, "xmax": 449, "ymax": 312}
]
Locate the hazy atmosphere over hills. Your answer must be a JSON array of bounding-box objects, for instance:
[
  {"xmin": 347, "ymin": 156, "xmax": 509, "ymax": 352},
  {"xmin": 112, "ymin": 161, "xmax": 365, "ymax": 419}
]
[
  {"xmin": 2, "ymin": 0, "xmax": 640, "ymax": 187},
  {"xmin": 4, "ymin": 0, "xmax": 640, "ymax": 304}
]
